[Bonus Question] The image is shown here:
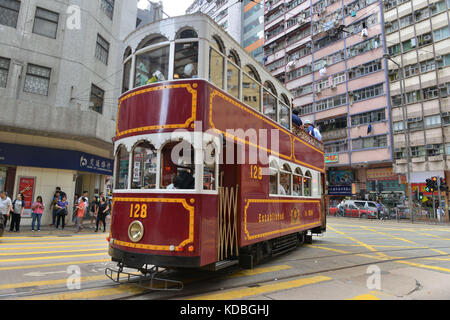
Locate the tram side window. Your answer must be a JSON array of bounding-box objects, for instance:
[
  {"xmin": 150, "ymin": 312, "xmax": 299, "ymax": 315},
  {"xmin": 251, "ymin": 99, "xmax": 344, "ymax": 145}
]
[
  {"xmin": 263, "ymin": 90, "xmax": 277, "ymax": 122},
  {"xmin": 174, "ymin": 41, "xmax": 198, "ymax": 79},
  {"xmin": 122, "ymin": 59, "xmax": 131, "ymax": 93},
  {"xmin": 115, "ymin": 146, "xmax": 129, "ymax": 190},
  {"xmin": 280, "ymin": 164, "xmax": 292, "ymax": 196},
  {"xmin": 279, "ymin": 102, "xmax": 290, "ymax": 130},
  {"xmin": 227, "ymin": 60, "xmax": 240, "ymax": 99},
  {"xmin": 161, "ymin": 141, "xmax": 195, "ymax": 190},
  {"xmin": 131, "ymin": 142, "xmax": 157, "ymax": 190},
  {"xmin": 293, "ymin": 168, "xmax": 303, "ymax": 196},
  {"xmin": 209, "ymin": 47, "xmax": 224, "ymax": 89},
  {"xmin": 203, "ymin": 142, "xmax": 216, "ymax": 191},
  {"xmin": 304, "ymin": 171, "xmax": 312, "ymax": 197},
  {"xmin": 269, "ymin": 161, "xmax": 278, "ymax": 195},
  {"xmin": 135, "ymin": 45, "xmax": 170, "ymax": 87},
  {"xmin": 243, "ymin": 74, "xmax": 261, "ymax": 112}
]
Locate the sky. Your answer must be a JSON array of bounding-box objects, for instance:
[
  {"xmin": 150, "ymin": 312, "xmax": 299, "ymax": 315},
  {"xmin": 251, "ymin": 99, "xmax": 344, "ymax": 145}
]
[{"xmin": 138, "ymin": 0, "xmax": 194, "ymax": 17}]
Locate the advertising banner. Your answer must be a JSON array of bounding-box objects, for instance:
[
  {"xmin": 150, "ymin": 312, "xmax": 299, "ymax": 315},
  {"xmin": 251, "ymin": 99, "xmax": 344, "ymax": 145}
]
[{"xmin": 17, "ymin": 177, "xmax": 36, "ymax": 218}]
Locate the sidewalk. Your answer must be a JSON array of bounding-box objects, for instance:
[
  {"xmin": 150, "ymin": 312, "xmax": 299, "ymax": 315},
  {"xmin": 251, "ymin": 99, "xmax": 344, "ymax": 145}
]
[{"xmin": 1, "ymin": 222, "xmax": 110, "ymax": 237}]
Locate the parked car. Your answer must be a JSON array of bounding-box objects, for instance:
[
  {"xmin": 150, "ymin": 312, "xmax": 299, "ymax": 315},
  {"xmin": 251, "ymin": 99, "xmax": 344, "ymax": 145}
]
[{"xmin": 329, "ymin": 202, "xmax": 378, "ymax": 219}]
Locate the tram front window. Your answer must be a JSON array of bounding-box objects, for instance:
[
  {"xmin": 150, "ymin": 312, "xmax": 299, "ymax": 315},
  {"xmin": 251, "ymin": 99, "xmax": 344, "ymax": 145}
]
[
  {"xmin": 135, "ymin": 45, "xmax": 170, "ymax": 87},
  {"xmin": 174, "ymin": 42, "xmax": 198, "ymax": 79},
  {"xmin": 161, "ymin": 141, "xmax": 195, "ymax": 190},
  {"xmin": 115, "ymin": 146, "xmax": 129, "ymax": 190},
  {"xmin": 131, "ymin": 142, "xmax": 157, "ymax": 190}
]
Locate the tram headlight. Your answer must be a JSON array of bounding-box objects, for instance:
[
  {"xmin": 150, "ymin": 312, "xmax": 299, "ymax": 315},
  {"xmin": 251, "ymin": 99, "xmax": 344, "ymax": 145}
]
[{"xmin": 128, "ymin": 221, "xmax": 144, "ymax": 243}]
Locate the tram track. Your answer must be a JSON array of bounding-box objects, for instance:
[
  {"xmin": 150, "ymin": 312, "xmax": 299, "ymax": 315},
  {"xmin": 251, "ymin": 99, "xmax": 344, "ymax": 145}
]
[{"xmin": 5, "ymin": 244, "xmax": 450, "ymax": 300}]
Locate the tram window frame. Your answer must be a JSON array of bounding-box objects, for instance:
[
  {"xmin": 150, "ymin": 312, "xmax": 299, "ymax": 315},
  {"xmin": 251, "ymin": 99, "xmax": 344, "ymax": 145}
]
[
  {"xmin": 209, "ymin": 36, "xmax": 225, "ymax": 89},
  {"xmin": 280, "ymin": 164, "xmax": 292, "ymax": 196},
  {"xmin": 160, "ymin": 141, "xmax": 196, "ymax": 190},
  {"xmin": 134, "ymin": 43, "xmax": 170, "ymax": 88},
  {"xmin": 227, "ymin": 58, "xmax": 240, "ymax": 100},
  {"xmin": 131, "ymin": 141, "xmax": 158, "ymax": 190},
  {"xmin": 293, "ymin": 168, "xmax": 303, "ymax": 196},
  {"xmin": 279, "ymin": 102, "xmax": 290, "ymax": 130},
  {"xmin": 263, "ymin": 89, "xmax": 278, "ymax": 122},
  {"xmin": 173, "ymin": 39, "xmax": 199, "ymax": 80},
  {"xmin": 269, "ymin": 160, "xmax": 279, "ymax": 196},
  {"xmin": 304, "ymin": 171, "xmax": 312, "ymax": 197},
  {"xmin": 115, "ymin": 145, "xmax": 130, "ymax": 190},
  {"xmin": 203, "ymin": 142, "xmax": 217, "ymax": 191},
  {"xmin": 242, "ymin": 72, "xmax": 261, "ymax": 112}
]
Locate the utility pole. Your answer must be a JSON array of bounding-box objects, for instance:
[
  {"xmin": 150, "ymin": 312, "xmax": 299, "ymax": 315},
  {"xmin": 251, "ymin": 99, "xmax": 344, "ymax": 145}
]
[{"xmin": 438, "ymin": 176, "xmax": 442, "ymax": 223}]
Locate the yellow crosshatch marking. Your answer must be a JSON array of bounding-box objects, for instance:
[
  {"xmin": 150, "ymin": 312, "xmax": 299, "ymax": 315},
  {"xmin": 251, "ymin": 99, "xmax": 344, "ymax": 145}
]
[
  {"xmin": 244, "ymin": 199, "xmax": 322, "ymax": 240},
  {"xmin": 112, "ymin": 197, "xmax": 194, "ymax": 251},
  {"xmin": 209, "ymin": 89, "xmax": 325, "ymax": 173},
  {"xmin": 116, "ymin": 83, "xmax": 197, "ymax": 137}
]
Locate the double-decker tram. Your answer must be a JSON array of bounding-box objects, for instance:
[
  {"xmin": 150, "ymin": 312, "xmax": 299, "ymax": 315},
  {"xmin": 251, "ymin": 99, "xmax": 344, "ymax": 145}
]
[{"xmin": 106, "ymin": 13, "xmax": 326, "ymax": 287}]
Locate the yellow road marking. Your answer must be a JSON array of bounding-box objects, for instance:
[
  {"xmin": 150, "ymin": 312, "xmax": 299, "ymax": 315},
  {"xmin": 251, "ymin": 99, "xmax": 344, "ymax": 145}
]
[
  {"xmin": 307, "ymin": 245, "xmax": 350, "ymax": 254},
  {"xmin": 1, "ymin": 234, "xmax": 106, "ymax": 240},
  {"xmin": 395, "ymin": 260, "xmax": 450, "ymax": 273},
  {"xmin": 0, "ymin": 244, "xmax": 108, "ymax": 251},
  {"xmin": 0, "ymin": 259, "xmax": 111, "ymax": 271},
  {"xmin": 227, "ymin": 265, "xmax": 292, "ymax": 278},
  {"xmin": 0, "ymin": 240, "xmax": 107, "ymax": 246},
  {"xmin": 0, "ymin": 275, "xmax": 108, "ymax": 290},
  {"xmin": 0, "ymin": 253, "xmax": 108, "ymax": 263},
  {"xmin": 360, "ymin": 227, "xmax": 415, "ymax": 244},
  {"xmin": 188, "ymin": 276, "xmax": 332, "ymax": 300},
  {"xmin": 349, "ymin": 294, "xmax": 380, "ymax": 300},
  {"xmin": 25, "ymin": 284, "xmax": 144, "ymax": 300},
  {"xmin": 0, "ymin": 248, "xmax": 107, "ymax": 256}
]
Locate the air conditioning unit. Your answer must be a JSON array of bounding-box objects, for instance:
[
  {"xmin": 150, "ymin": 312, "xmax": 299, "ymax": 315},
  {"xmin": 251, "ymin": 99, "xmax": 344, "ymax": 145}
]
[
  {"xmin": 430, "ymin": 3, "xmax": 436, "ymax": 9},
  {"xmin": 331, "ymin": 84, "xmax": 337, "ymax": 90},
  {"xmin": 423, "ymin": 34, "xmax": 432, "ymax": 41},
  {"xmin": 438, "ymin": 83, "xmax": 446, "ymax": 89},
  {"xmin": 385, "ymin": 21, "xmax": 392, "ymax": 27},
  {"xmin": 436, "ymin": 55, "xmax": 443, "ymax": 61},
  {"xmin": 426, "ymin": 144, "xmax": 434, "ymax": 150}
]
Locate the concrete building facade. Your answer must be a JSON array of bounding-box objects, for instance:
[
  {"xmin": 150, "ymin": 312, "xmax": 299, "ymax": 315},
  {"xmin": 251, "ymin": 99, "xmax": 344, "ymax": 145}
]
[
  {"xmin": 0, "ymin": 0, "xmax": 137, "ymax": 226},
  {"xmin": 384, "ymin": 0, "xmax": 450, "ymax": 189},
  {"xmin": 264, "ymin": 0, "xmax": 401, "ymax": 204},
  {"xmin": 186, "ymin": 0, "xmax": 265, "ymax": 63}
]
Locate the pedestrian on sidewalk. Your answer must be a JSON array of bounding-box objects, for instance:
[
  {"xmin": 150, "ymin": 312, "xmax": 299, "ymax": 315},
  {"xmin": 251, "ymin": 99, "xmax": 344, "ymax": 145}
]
[
  {"xmin": 72, "ymin": 193, "xmax": 79, "ymax": 224},
  {"xmin": 75, "ymin": 197, "xmax": 86, "ymax": 233},
  {"xmin": 95, "ymin": 196, "xmax": 109, "ymax": 233},
  {"xmin": 50, "ymin": 189, "xmax": 61, "ymax": 227},
  {"xmin": 78, "ymin": 191, "xmax": 89, "ymax": 229},
  {"xmin": 0, "ymin": 191, "xmax": 12, "ymax": 229},
  {"xmin": 89, "ymin": 196, "xmax": 99, "ymax": 227},
  {"xmin": 55, "ymin": 195, "xmax": 69, "ymax": 230},
  {"xmin": 10, "ymin": 193, "xmax": 25, "ymax": 232},
  {"xmin": 31, "ymin": 196, "xmax": 45, "ymax": 231}
]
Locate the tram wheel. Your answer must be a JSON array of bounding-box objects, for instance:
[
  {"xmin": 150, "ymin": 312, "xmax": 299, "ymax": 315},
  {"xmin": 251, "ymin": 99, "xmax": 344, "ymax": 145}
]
[{"xmin": 304, "ymin": 234, "xmax": 313, "ymax": 244}]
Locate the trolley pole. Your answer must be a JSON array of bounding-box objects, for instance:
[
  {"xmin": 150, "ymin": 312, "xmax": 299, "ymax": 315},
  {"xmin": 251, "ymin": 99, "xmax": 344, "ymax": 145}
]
[{"xmin": 438, "ymin": 176, "xmax": 442, "ymax": 223}]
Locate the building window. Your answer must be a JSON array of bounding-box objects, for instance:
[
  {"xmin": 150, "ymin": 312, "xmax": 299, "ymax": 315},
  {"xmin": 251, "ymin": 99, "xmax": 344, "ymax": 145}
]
[
  {"xmin": 348, "ymin": 59, "xmax": 383, "ymax": 79},
  {"xmin": 0, "ymin": 0, "xmax": 20, "ymax": 28},
  {"xmin": 100, "ymin": 0, "xmax": 115, "ymax": 20},
  {"xmin": 411, "ymin": 146, "xmax": 426, "ymax": 157},
  {"xmin": 403, "ymin": 63, "xmax": 419, "ymax": 77},
  {"xmin": 420, "ymin": 59, "xmax": 436, "ymax": 73},
  {"xmin": 0, "ymin": 56, "xmax": 10, "ymax": 88},
  {"xmin": 427, "ymin": 144, "xmax": 444, "ymax": 157},
  {"xmin": 388, "ymin": 43, "xmax": 401, "ymax": 56},
  {"xmin": 393, "ymin": 121, "xmax": 404, "ymax": 132},
  {"xmin": 317, "ymin": 94, "xmax": 347, "ymax": 112},
  {"xmin": 89, "ymin": 84, "xmax": 105, "ymax": 114},
  {"xmin": 352, "ymin": 83, "xmax": 384, "ymax": 102},
  {"xmin": 324, "ymin": 140, "xmax": 348, "ymax": 153},
  {"xmin": 425, "ymin": 114, "xmax": 441, "ymax": 128},
  {"xmin": 433, "ymin": 26, "xmax": 450, "ymax": 42},
  {"xmin": 407, "ymin": 117, "xmax": 423, "ymax": 130},
  {"xmin": 351, "ymin": 109, "xmax": 386, "ymax": 126},
  {"xmin": 298, "ymin": 103, "xmax": 313, "ymax": 116},
  {"xmin": 33, "ymin": 7, "xmax": 59, "ymax": 39},
  {"xmin": 95, "ymin": 34, "xmax": 110, "ymax": 65},
  {"xmin": 352, "ymin": 134, "xmax": 388, "ymax": 150},
  {"xmin": 347, "ymin": 36, "xmax": 381, "ymax": 59},
  {"xmin": 23, "ymin": 64, "xmax": 51, "ymax": 96}
]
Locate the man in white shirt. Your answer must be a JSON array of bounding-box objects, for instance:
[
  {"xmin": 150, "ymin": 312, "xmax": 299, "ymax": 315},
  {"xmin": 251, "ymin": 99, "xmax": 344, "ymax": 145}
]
[
  {"xmin": 304, "ymin": 120, "xmax": 322, "ymax": 141},
  {"xmin": 0, "ymin": 191, "xmax": 12, "ymax": 228}
]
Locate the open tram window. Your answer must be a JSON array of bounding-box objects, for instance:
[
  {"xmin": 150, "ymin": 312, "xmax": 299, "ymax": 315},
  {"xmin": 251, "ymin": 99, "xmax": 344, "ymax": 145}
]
[
  {"xmin": 243, "ymin": 65, "xmax": 261, "ymax": 112},
  {"xmin": 131, "ymin": 142, "xmax": 157, "ymax": 190},
  {"xmin": 280, "ymin": 164, "xmax": 292, "ymax": 196},
  {"xmin": 293, "ymin": 168, "xmax": 303, "ymax": 196},
  {"xmin": 304, "ymin": 171, "xmax": 312, "ymax": 197},
  {"xmin": 135, "ymin": 45, "xmax": 170, "ymax": 87},
  {"xmin": 279, "ymin": 102, "xmax": 290, "ymax": 130},
  {"xmin": 174, "ymin": 41, "xmax": 198, "ymax": 79},
  {"xmin": 269, "ymin": 160, "xmax": 279, "ymax": 195},
  {"xmin": 203, "ymin": 142, "xmax": 216, "ymax": 191},
  {"xmin": 161, "ymin": 141, "xmax": 195, "ymax": 190},
  {"xmin": 209, "ymin": 36, "xmax": 225, "ymax": 89},
  {"xmin": 115, "ymin": 145, "xmax": 129, "ymax": 190}
]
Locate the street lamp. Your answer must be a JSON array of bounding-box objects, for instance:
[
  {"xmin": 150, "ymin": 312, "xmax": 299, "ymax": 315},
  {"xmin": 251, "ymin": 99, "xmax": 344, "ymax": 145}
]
[{"xmin": 383, "ymin": 53, "xmax": 414, "ymax": 223}]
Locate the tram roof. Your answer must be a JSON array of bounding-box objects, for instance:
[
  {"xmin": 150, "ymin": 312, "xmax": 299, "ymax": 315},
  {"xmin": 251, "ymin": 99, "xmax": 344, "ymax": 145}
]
[{"xmin": 124, "ymin": 13, "xmax": 293, "ymax": 102}]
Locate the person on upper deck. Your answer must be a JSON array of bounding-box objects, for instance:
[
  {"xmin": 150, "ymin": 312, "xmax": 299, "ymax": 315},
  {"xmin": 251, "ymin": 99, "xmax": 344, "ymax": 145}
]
[
  {"xmin": 304, "ymin": 120, "xmax": 322, "ymax": 141},
  {"xmin": 292, "ymin": 109, "xmax": 303, "ymax": 127}
]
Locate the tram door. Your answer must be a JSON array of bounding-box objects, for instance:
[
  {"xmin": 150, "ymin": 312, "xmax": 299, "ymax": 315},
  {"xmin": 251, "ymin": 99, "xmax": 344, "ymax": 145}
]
[{"xmin": 217, "ymin": 143, "xmax": 240, "ymax": 261}]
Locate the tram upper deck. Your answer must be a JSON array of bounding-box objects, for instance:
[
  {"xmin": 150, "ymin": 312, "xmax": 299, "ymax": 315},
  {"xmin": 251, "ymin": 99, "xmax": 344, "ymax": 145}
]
[{"xmin": 117, "ymin": 13, "xmax": 323, "ymax": 151}]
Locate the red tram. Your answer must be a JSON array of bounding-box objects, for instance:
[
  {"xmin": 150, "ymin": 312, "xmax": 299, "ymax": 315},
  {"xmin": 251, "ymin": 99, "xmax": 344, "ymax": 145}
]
[{"xmin": 107, "ymin": 14, "xmax": 326, "ymax": 280}]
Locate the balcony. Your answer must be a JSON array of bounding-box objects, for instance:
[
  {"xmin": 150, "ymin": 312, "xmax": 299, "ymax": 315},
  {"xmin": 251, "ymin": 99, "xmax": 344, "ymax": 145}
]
[{"xmin": 321, "ymin": 128, "xmax": 348, "ymax": 141}]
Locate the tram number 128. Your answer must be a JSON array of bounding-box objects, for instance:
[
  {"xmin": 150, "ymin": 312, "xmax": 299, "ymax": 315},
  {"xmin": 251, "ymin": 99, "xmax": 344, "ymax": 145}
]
[
  {"xmin": 129, "ymin": 204, "xmax": 148, "ymax": 219},
  {"xmin": 250, "ymin": 165, "xmax": 263, "ymax": 181}
]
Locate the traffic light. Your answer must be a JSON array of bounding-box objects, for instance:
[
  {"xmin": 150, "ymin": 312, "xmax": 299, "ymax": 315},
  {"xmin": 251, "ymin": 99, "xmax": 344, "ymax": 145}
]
[
  {"xmin": 419, "ymin": 192, "xmax": 424, "ymax": 200},
  {"xmin": 426, "ymin": 177, "xmax": 438, "ymax": 193},
  {"xmin": 440, "ymin": 177, "xmax": 448, "ymax": 192},
  {"xmin": 414, "ymin": 188, "xmax": 419, "ymax": 201}
]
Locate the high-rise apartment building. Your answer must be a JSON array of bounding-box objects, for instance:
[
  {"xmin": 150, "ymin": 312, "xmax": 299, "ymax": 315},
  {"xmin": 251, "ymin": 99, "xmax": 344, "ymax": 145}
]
[
  {"xmin": 384, "ymin": 0, "xmax": 450, "ymax": 186},
  {"xmin": 264, "ymin": 0, "xmax": 401, "ymax": 201},
  {"xmin": 0, "ymin": 0, "xmax": 137, "ymax": 225},
  {"xmin": 186, "ymin": 0, "xmax": 265, "ymax": 63}
]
